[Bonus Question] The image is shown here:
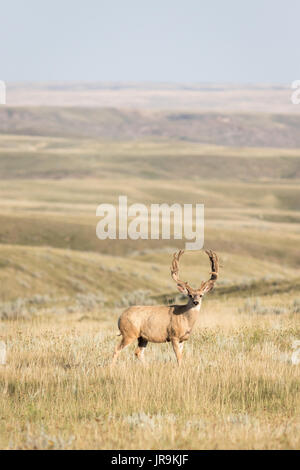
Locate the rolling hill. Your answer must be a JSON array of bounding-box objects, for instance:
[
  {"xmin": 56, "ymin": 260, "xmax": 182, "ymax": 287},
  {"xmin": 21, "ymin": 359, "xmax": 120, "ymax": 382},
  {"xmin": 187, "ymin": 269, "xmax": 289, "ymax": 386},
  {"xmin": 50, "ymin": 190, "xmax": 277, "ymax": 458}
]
[{"xmin": 1, "ymin": 107, "xmax": 300, "ymax": 148}]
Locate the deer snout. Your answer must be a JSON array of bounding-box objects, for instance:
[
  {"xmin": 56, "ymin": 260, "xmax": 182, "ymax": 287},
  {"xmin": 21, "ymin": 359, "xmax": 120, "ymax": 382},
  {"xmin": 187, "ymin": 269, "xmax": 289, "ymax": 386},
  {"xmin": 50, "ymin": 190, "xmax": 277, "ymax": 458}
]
[{"xmin": 192, "ymin": 294, "xmax": 203, "ymax": 306}]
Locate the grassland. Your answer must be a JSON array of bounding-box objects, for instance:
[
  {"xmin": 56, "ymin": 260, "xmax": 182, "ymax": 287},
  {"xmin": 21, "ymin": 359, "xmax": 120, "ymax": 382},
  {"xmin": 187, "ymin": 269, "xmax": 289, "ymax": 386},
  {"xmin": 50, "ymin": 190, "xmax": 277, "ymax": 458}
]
[
  {"xmin": 1, "ymin": 302, "xmax": 299, "ymax": 450},
  {"xmin": 0, "ymin": 130, "xmax": 299, "ymax": 449}
]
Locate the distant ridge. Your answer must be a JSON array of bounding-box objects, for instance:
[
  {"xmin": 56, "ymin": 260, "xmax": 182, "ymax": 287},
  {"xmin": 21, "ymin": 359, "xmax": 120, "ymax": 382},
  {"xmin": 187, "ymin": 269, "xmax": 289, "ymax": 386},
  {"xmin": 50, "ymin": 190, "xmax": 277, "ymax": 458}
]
[
  {"xmin": 4, "ymin": 82, "xmax": 299, "ymax": 114},
  {"xmin": 1, "ymin": 106, "xmax": 300, "ymax": 148}
]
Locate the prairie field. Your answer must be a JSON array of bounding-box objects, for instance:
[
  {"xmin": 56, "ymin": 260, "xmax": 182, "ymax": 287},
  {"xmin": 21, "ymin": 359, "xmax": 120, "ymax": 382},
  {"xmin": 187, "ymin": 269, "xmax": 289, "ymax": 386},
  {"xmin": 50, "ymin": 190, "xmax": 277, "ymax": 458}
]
[
  {"xmin": 1, "ymin": 303, "xmax": 299, "ymax": 450},
  {"xmin": 0, "ymin": 106, "xmax": 300, "ymax": 449}
]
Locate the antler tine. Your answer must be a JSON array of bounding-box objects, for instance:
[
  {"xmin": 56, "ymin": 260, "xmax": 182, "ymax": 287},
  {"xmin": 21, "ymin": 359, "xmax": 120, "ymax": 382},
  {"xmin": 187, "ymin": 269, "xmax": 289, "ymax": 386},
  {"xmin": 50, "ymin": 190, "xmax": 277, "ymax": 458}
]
[
  {"xmin": 171, "ymin": 250, "xmax": 183, "ymax": 280},
  {"xmin": 205, "ymin": 249, "xmax": 219, "ymax": 281},
  {"xmin": 170, "ymin": 250, "xmax": 192, "ymax": 292}
]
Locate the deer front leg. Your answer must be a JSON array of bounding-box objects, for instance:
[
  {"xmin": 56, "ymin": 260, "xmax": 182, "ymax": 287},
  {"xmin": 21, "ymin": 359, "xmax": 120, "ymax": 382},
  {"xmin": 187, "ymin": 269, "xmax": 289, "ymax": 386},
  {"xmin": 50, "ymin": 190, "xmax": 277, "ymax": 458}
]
[{"xmin": 171, "ymin": 338, "xmax": 183, "ymax": 366}]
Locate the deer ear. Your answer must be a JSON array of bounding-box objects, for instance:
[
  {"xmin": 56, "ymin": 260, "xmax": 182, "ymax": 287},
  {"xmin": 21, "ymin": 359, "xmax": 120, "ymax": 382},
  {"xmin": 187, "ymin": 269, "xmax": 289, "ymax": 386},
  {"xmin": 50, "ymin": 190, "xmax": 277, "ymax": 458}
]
[
  {"xmin": 177, "ymin": 284, "xmax": 189, "ymax": 295},
  {"xmin": 201, "ymin": 281, "xmax": 215, "ymax": 295}
]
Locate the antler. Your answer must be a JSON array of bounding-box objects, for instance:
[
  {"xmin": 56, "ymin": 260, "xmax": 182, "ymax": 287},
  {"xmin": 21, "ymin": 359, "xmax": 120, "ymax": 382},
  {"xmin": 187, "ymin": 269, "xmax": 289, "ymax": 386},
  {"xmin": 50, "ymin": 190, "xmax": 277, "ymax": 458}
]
[
  {"xmin": 171, "ymin": 249, "xmax": 219, "ymax": 296},
  {"xmin": 205, "ymin": 249, "xmax": 219, "ymax": 281},
  {"xmin": 199, "ymin": 249, "xmax": 219, "ymax": 293},
  {"xmin": 171, "ymin": 250, "xmax": 193, "ymax": 294}
]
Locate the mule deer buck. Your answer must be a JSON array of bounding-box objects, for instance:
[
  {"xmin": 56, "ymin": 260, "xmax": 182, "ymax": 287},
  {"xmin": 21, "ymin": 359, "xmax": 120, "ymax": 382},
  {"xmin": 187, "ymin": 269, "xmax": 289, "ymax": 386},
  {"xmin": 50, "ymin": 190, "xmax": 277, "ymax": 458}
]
[{"xmin": 112, "ymin": 250, "xmax": 219, "ymax": 365}]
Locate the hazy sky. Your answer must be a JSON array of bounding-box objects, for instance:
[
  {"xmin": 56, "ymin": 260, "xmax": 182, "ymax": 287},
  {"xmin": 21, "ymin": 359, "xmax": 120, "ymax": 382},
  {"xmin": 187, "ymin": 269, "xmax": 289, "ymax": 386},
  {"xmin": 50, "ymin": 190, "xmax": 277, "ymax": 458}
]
[{"xmin": 1, "ymin": 0, "xmax": 299, "ymax": 83}]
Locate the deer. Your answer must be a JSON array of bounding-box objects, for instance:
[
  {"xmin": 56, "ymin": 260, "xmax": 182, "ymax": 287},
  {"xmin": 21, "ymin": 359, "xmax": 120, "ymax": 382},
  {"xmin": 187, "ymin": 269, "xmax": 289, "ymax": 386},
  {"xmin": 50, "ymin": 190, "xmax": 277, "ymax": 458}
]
[{"xmin": 112, "ymin": 249, "xmax": 219, "ymax": 365}]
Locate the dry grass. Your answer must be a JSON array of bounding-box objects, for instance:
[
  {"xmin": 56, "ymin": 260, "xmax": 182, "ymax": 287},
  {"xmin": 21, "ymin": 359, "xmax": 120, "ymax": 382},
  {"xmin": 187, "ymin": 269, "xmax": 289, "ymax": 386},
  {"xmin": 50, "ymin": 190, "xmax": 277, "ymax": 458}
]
[{"xmin": 0, "ymin": 298, "xmax": 299, "ymax": 450}]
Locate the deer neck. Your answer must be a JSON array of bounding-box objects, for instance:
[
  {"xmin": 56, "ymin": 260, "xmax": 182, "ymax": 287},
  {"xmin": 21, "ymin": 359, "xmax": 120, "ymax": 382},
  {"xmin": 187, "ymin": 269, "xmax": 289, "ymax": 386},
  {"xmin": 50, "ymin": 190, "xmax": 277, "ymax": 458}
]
[
  {"xmin": 177, "ymin": 298, "xmax": 202, "ymax": 319},
  {"xmin": 181, "ymin": 300, "xmax": 202, "ymax": 332}
]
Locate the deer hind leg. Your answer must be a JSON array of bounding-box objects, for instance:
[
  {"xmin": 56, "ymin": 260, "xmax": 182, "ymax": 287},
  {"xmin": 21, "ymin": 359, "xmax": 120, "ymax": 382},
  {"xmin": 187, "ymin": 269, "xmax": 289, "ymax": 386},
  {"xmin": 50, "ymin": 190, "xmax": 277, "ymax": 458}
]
[
  {"xmin": 134, "ymin": 337, "xmax": 148, "ymax": 363},
  {"xmin": 171, "ymin": 338, "xmax": 183, "ymax": 366},
  {"xmin": 112, "ymin": 335, "xmax": 136, "ymax": 365}
]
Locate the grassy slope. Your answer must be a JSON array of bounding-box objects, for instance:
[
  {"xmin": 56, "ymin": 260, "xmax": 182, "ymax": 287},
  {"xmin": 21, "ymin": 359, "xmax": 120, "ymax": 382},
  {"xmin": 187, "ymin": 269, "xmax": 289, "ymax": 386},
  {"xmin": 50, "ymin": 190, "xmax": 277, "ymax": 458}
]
[
  {"xmin": 1, "ymin": 244, "xmax": 299, "ymax": 306},
  {"xmin": 0, "ymin": 135, "xmax": 300, "ymax": 180},
  {"xmin": 0, "ymin": 135, "xmax": 299, "ymax": 304}
]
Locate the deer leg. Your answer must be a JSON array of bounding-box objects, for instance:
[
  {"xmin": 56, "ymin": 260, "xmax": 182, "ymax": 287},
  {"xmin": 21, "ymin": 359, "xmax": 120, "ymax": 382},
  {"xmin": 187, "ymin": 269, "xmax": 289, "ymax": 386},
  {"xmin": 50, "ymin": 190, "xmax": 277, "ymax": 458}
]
[
  {"xmin": 134, "ymin": 337, "xmax": 148, "ymax": 363},
  {"xmin": 171, "ymin": 338, "xmax": 183, "ymax": 366},
  {"xmin": 112, "ymin": 335, "xmax": 136, "ymax": 365}
]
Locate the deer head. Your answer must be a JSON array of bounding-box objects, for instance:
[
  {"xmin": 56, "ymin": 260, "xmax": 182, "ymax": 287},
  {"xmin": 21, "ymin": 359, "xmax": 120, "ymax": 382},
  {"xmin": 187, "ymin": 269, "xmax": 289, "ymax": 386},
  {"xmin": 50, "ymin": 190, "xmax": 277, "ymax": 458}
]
[{"xmin": 170, "ymin": 249, "xmax": 219, "ymax": 306}]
